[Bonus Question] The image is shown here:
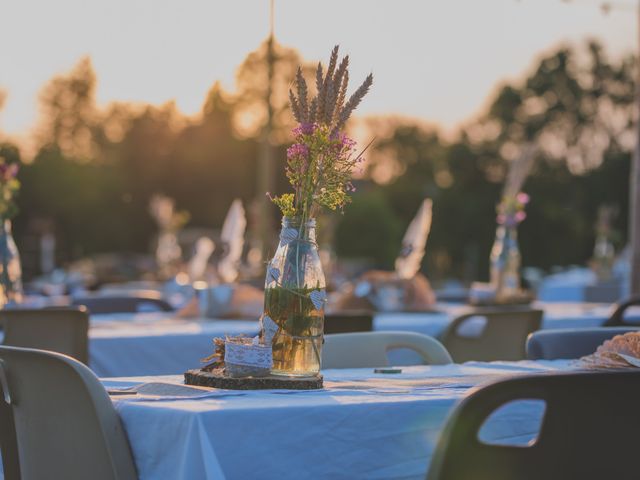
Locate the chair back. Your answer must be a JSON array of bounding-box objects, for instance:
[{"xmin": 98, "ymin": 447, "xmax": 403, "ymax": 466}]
[
  {"xmin": 0, "ymin": 307, "xmax": 90, "ymax": 480},
  {"xmin": 526, "ymin": 327, "xmax": 640, "ymax": 360},
  {"xmin": 322, "ymin": 331, "xmax": 451, "ymax": 369},
  {"xmin": 0, "ymin": 346, "xmax": 137, "ymax": 480},
  {"xmin": 441, "ymin": 308, "xmax": 543, "ymax": 362},
  {"xmin": 324, "ymin": 311, "xmax": 373, "ymax": 334},
  {"xmin": 72, "ymin": 293, "xmax": 173, "ymax": 314},
  {"xmin": 1, "ymin": 307, "xmax": 89, "ymax": 364},
  {"xmin": 604, "ymin": 295, "xmax": 640, "ymax": 326},
  {"xmin": 427, "ymin": 370, "xmax": 640, "ymax": 480}
]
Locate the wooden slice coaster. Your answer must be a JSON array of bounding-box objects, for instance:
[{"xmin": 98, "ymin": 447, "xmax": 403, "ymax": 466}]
[{"xmin": 184, "ymin": 368, "xmax": 323, "ymax": 390}]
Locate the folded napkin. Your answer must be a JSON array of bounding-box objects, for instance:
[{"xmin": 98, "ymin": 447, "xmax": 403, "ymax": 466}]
[
  {"xmin": 332, "ymin": 271, "xmax": 436, "ymax": 312},
  {"xmin": 107, "ymin": 382, "xmax": 247, "ymax": 401}
]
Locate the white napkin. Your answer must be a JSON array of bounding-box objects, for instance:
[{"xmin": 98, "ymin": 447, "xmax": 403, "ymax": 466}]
[{"xmin": 395, "ymin": 199, "xmax": 433, "ymax": 280}]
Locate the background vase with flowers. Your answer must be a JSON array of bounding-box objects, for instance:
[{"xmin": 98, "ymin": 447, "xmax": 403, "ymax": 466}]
[
  {"xmin": 265, "ymin": 46, "xmax": 373, "ymax": 376},
  {"xmin": 490, "ymin": 145, "xmax": 536, "ymax": 302},
  {"xmin": 491, "ymin": 193, "xmax": 528, "ymax": 301},
  {"xmin": 149, "ymin": 194, "xmax": 189, "ymax": 281},
  {"xmin": 0, "ymin": 145, "xmax": 23, "ymax": 308}
]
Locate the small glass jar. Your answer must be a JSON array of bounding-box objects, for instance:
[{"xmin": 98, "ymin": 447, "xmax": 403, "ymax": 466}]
[
  {"xmin": 263, "ymin": 217, "xmax": 325, "ymax": 376},
  {"xmin": 490, "ymin": 225, "xmax": 521, "ymax": 301}
]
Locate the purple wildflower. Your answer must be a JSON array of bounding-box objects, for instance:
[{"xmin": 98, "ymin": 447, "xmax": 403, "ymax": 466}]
[
  {"xmin": 292, "ymin": 123, "xmax": 316, "ymax": 136},
  {"xmin": 287, "ymin": 143, "xmax": 309, "ymax": 160},
  {"xmin": 340, "ymin": 134, "xmax": 356, "ymax": 150}
]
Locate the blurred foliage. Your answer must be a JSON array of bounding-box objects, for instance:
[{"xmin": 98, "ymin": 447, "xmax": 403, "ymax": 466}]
[
  {"xmin": 0, "ymin": 40, "xmax": 634, "ymax": 281},
  {"xmin": 334, "ymin": 189, "xmax": 402, "ymax": 268}
]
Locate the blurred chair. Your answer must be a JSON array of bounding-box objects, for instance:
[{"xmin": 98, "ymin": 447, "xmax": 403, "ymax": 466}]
[
  {"xmin": 0, "ymin": 346, "xmax": 137, "ymax": 480},
  {"xmin": 427, "ymin": 370, "xmax": 640, "ymax": 480},
  {"xmin": 440, "ymin": 308, "xmax": 543, "ymax": 362},
  {"xmin": 584, "ymin": 279, "xmax": 622, "ymax": 303},
  {"xmin": 0, "ymin": 307, "xmax": 90, "ymax": 480},
  {"xmin": 526, "ymin": 327, "xmax": 640, "ymax": 360},
  {"xmin": 1, "ymin": 307, "xmax": 89, "ymax": 364},
  {"xmin": 324, "ymin": 311, "xmax": 373, "ymax": 334},
  {"xmin": 603, "ymin": 295, "xmax": 640, "ymax": 327},
  {"xmin": 99, "ymin": 281, "xmax": 163, "ymax": 295},
  {"xmin": 72, "ymin": 292, "xmax": 173, "ymax": 314},
  {"xmin": 322, "ymin": 331, "xmax": 452, "ymax": 369}
]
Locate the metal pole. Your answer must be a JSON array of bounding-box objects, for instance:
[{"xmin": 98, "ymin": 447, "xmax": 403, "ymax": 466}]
[
  {"xmin": 630, "ymin": 0, "xmax": 640, "ymax": 294},
  {"xmin": 257, "ymin": 0, "xmax": 276, "ymax": 262}
]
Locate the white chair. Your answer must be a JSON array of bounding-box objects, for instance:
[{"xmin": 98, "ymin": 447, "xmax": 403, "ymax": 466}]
[
  {"xmin": 0, "ymin": 346, "xmax": 137, "ymax": 480},
  {"xmin": 0, "ymin": 307, "xmax": 90, "ymax": 479},
  {"xmin": 322, "ymin": 331, "xmax": 452, "ymax": 369}
]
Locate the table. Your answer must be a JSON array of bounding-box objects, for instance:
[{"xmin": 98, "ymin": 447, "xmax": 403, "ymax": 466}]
[
  {"xmin": 374, "ymin": 301, "xmax": 631, "ymax": 338},
  {"xmin": 536, "ymin": 267, "xmax": 628, "ymax": 302},
  {"xmin": 106, "ymin": 359, "xmax": 572, "ymax": 480},
  {"xmin": 88, "ymin": 302, "xmax": 633, "ymax": 376},
  {"xmin": 89, "ymin": 313, "xmax": 259, "ymax": 377}
]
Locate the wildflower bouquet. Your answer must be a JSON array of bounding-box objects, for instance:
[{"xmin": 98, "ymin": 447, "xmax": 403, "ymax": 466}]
[
  {"xmin": 262, "ymin": 46, "xmax": 373, "ymax": 377},
  {"xmin": 496, "ymin": 192, "xmax": 529, "ymax": 227},
  {"xmin": 496, "ymin": 143, "xmax": 536, "ymax": 225},
  {"xmin": 270, "ymin": 45, "xmax": 373, "ymax": 225},
  {"xmin": 0, "ymin": 145, "xmax": 21, "ymax": 221},
  {"xmin": 490, "ymin": 144, "xmax": 536, "ymax": 302}
]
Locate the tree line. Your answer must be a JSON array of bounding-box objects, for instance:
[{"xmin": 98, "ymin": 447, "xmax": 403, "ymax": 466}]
[{"xmin": 0, "ymin": 40, "xmax": 633, "ymax": 283}]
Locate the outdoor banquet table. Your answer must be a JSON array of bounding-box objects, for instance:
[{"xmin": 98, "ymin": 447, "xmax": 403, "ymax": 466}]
[
  {"xmin": 536, "ymin": 267, "xmax": 628, "ymax": 302},
  {"xmin": 89, "ymin": 314, "xmax": 259, "ymax": 377},
  {"xmin": 105, "ymin": 359, "xmax": 572, "ymax": 480},
  {"xmin": 87, "ymin": 302, "xmax": 636, "ymax": 377},
  {"xmin": 373, "ymin": 301, "xmax": 637, "ymax": 337}
]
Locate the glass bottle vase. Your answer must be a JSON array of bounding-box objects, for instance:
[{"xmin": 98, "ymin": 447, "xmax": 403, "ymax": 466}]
[
  {"xmin": 490, "ymin": 225, "xmax": 521, "ymax": 301},
  {"xmin": 0, "ymin": 220, "xmax": 23, "ymax": 308},
  {"xmin": 263, "ymin": 217, "xmax": 325, "ymax": 377}
]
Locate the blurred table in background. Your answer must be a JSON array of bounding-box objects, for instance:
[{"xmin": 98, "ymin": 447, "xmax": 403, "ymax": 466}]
[
  {"xmin": 90, "ymin": 313, "xmax": 258, "ymax": 377},
  {"xmin": 85, "ymin": 302, "xmax": 637, "ymax": 376},
  {"xmin": 536, "ymin": 267, "xmax": 628, "ymax": 303},
  {"xmin": 374, "ymin": 301, "xmax": 639, "ymax": 338}
]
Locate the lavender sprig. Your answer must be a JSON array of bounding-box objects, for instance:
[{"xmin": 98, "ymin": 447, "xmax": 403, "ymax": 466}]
[
  {"xmin": 289, "ymin": 45, "xmax": 373, "ymax": 133},
  {"xmin": 271, "ymin": 46, "xmax": 373, "ymax": 220},
  {"xmin": 334, "ymin": 72, "xmax": 373, "ymax": 133},
  {"xmin": 295, "ymin": 67, "xmax": 309, "ymax": 123}
]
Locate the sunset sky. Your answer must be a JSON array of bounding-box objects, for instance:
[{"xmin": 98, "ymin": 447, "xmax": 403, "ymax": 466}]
[{"xmin": 0, "ymin": 0, "xmax": 636, "ymax": 138}]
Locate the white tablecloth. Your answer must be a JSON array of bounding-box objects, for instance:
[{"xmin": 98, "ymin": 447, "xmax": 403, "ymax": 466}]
[
  {"xmin": 106, "ymin": 359, "xmax": 572, "ymax": 480},
  {"xmin": 88, "ymin": 302, "xmax": 632, "ymax": 377},
  {"xmin": 536, "ymin": 267, "xmax": 629, "ymax": 302},
  {"xmin": 89, "ymin": 313, "xmax": 259, "ymax": 377},
  {"xmin": 374, "ymin": 301, "xmax": 627, "ymax": 338}
]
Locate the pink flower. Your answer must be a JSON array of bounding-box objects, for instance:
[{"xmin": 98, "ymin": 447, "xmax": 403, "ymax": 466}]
[
  {"xmin": 515, "ymin": 211, "xmax": 527, "ymax": 223},
  {"xmin": 516, "ymin": 192, "xmax": 530, "ymax": 204}
]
